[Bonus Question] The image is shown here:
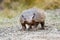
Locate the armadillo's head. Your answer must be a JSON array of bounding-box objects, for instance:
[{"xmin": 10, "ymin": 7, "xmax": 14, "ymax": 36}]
[{"xmin": 22, "ymin": 13, "xmax": 35, "ymax": 23}]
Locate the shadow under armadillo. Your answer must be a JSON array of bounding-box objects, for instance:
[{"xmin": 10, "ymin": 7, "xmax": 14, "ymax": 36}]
[{"xmin": 19, "ymin": 25, "xmax": 51, "ymax": 31}]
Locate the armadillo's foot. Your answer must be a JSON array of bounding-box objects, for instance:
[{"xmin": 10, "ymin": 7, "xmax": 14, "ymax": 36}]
[
  {"xmin": 28, "ymin": 27, "xmax": 37, "ymax": 31},
  {"xmin": 21, "ymin": 27, "xmax": 26, "ymax": 31},
  {"xmin": 28, "ymin": 26, "xmax": 32, "ymax": 31},
  {"xmin": 21, "ymin": 26, "xmax": 26, "ymax": 31},
  {"xmin": 33, "ymin": 28, "xmax": 37, "ymax": 31},
  {"xmin": 28, "ymin": 28, "xmax": 33, "ymax": 31},
  {"xmin": 40, "ymin": 27, "xmax": 45, "ymax": 30},
  {"xmin": 28, "ymin": 28, "xmax": 37, "ymax": 31},
  {"xmin": 44, "ymin": 25, "xmax": 48, "ymax": 27},
  {"xmin": 20, "ymin": 28, "xmax": 26, "ymax": 31}
]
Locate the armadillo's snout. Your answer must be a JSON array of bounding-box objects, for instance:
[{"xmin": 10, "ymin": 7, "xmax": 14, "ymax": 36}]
[
  {"xmin": 27, "ymin": 19, "xmax": 32, "ymax": 23},
  {"xmin": 26, "ymin": 17, "xmax": 32, "ymax": 23}
]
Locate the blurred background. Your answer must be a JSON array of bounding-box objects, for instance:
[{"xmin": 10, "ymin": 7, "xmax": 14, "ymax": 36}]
[{"xmin": 0, "ymin": 0, "xmax": 60, "ymax": 19}]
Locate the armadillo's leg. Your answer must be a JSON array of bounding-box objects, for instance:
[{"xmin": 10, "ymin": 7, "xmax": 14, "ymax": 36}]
[
  {"xmin": 34, "ymin": 22, "xmax": 39, "ymax": 28},
  {"xmin": 21, "ymin": 23, "xmax": 26, "ymax": 31},
  {"xmin": 28, "ymin": 25, "xmax": 32, "ymax": 30},
  {"xmin": 28, "ymin": 22, "xmax": 39, "ymax": 30},
  {"xmin": 33, "ymin": 22, "xmax": 39, "ymax": 30},
  {"xmin": 40, "ymin": 21, "xmax": 45, "ymax": 30}
]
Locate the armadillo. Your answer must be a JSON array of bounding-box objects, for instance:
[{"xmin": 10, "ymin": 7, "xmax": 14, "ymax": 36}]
[{"xmin": 20, "ymin": 8, "xmax": 46, "ymax": 30}]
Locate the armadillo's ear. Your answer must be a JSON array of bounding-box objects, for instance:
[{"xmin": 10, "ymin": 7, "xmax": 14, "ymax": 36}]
[
  {"xmin": 22, "ymin": 15, "xmax": 26, "ymax": 20},
  {"xmin": 32, "ymin": 13, "xmax": 35, "ymax": 18},
  {"xmin": 22, "ymin": 15, "xmax": 24, "ymax": 17},
  {"xmin": 33, "ymin": 13, "xmax": 35, "ymax": 16}
]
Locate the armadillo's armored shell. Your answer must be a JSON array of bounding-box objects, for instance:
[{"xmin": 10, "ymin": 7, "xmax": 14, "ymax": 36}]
[{"xmin": 20, "ymin": 8, "xmax": 46, "ymax": 23}]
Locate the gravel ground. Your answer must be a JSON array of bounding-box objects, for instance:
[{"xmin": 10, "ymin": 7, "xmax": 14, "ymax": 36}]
[{"xmin": 0, "ymin": 9, "xmax": 60, "ymax": 40}]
